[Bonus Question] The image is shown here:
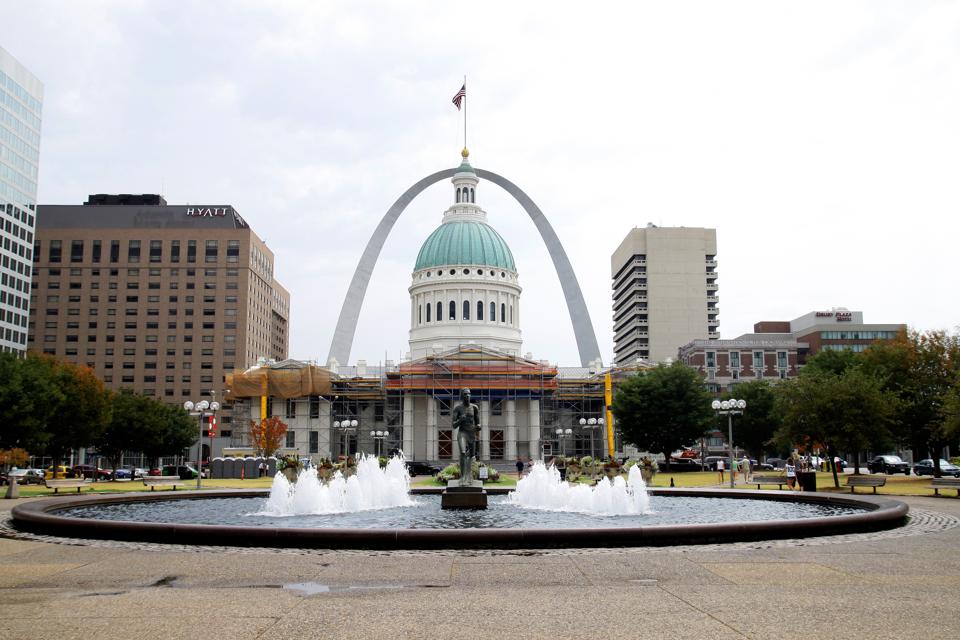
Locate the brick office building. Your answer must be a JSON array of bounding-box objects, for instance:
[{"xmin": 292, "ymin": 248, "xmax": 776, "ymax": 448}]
[{"xmin": 28, "ymin": 194, "xmax": 290, "ymax": 452}]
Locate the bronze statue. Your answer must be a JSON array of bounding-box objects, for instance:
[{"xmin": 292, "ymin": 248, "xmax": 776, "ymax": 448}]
[{"xmin": 451, "ymin": 388, "xmax": 480, "ymax": 482}]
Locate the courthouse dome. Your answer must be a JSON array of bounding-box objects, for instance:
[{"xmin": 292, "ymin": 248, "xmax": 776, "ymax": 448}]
[{"xmin": 414, "ymin": 220, "xmax": 516, "ymax": 271}]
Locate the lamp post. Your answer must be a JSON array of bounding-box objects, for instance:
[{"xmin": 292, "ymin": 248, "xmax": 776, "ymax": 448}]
[
  {"xmin": 578, "ymin": 417, "xmax": 605, "ymax": 459},
  {"xmin": 333, "ymin": 419, "xmax": 358, "ymax": 457},
  {"xmin": 711, "ymin": 398, "xmax": 746, "ymax": 489},
  {"xmin": 555, "ymin": 427, "xmax": 573, "ymax": 456},
  {"xmin": 370, "ymin": 430, "xmax": 389, "ymax": 457},
  {"xmin": 184, "ymin": 396, "xmax": 220, "ymax": 489}
]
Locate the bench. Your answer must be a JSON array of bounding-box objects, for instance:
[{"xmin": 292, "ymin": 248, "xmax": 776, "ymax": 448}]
[
  {"xmin": 845, "ymin": 475, "xmax": 886, "ymax": 494},
  {"xmin": 929, "ymin": 477, "xmax": 960, "ymax": 497},
  {"xmin": 142, "ymin": 476, "xmax": 186, "ymax": 491},
  {"xmin": 44, "ymin": 479, "xmax": 91, "ymax": 494},
  {"xmin": 752, "ymin": 474, "xmax": 788, "ymax": 490}
]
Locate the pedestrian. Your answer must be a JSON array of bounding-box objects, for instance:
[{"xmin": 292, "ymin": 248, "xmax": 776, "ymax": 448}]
[
  {"xmin": 515, "ymin": 456, "xmax": 524, "ymax": 479},
  {"xmin": 785, "ymin": 457, "xmax": 797, "ymax": 490},
  {"xmin": 258, "ymin": 461, "xmax": 266, "ymax": 478},
  {"xmin": 717, "ymin": 458, "xmax": 725, "ymax": 484},
  {"xmin": 741, "ymin": 455, "xmax": 751, "ymax": 483}
]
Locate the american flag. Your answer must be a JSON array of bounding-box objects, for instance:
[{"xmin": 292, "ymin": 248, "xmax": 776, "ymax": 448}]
[{"xmin": 452, "ymin": 84, "xmax": 466, "ymax": 110}]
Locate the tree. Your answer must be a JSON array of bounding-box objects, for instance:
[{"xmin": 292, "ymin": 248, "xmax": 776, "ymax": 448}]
[
  {"xmin": 802, "ymin": 348, "xmax": 861, "ymax": 376},
  {"xmin": 43, "ymin": 361, "xmax": 112, "ymax": 467},
  {"xmin": 95, "ymin": 390, "xmax": 166, "ymax": 478},
  {"xmin": 720, "ymin": 380, "xmax": 781, "ymax": 459},
  {"xmin": 862, "ymin": 329, "xmax": 960, "ymax": 476},
  {"xmin": 0, "ymin": 352, "xmax": 64, "ymax": 452},
  {"xmin": 611, "ymin": 362, "xmax": 714, "ymax": 470},
  {"xmin": 140, "ymin": 403, "xmax": 197, "ymax": 468},
  {"xmin": 775, "ymin": 367, "xmax": 897, "ymax": 485},
  {"xmin": 249, "ymin": 416, "xmax": 288, "ymax": 457}
]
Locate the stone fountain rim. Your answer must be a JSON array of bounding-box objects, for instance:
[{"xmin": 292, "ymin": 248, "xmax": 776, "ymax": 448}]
[{"xmin": 10, "ymin": 488, "xmax": 908, "ymax": 549}]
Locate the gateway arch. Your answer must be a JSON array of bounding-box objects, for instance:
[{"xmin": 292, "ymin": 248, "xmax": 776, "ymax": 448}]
[{"xmin": 327, "ymin": 167, "xmax": 602, "ymax": 367}]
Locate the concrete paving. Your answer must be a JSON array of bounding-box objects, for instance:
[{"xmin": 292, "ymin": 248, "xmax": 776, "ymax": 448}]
[{"xmin": 1, "ymin": 495, "xmax": 959, "ymax": 639}]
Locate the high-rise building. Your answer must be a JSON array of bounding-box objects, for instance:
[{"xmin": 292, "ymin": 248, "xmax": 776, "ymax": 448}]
[
  {"xmin": 611, "ymin": 225, "xmax": 718, "ymax": 364},
  {"xmin": 0, "ymin": 46, "xmax": 43, "ymax": 354},
  {"xmin": 29, "ymin": 195, "xmax": 290, "ymax": 442}
]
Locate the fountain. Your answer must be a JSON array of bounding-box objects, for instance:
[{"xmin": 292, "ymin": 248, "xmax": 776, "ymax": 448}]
[
  {"xmin": 10, "ymin": 451, "xmax": 908, "ymax": 549},
  {"xmin": 509, "ymin": 462, "xmax": 651, "ymax": 515},
  {"xmin": 260, "ymin": 454, "xmax": 413, "ymax": 516}
]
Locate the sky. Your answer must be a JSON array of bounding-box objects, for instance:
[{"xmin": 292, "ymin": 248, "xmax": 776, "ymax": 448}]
[{"xmin": 4, "ymin": 1, "xmax": 959, "ymax": 366}]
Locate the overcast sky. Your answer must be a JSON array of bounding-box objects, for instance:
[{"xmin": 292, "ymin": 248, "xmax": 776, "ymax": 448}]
[{"xmin": 4, "ymin": 1, "xmax": 958, "ymax": 366}]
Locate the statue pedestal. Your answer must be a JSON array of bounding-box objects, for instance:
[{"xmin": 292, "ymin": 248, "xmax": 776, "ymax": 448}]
[{"xmin": 441, "ymin": 481, "xmax": 487, "ymax": 510}]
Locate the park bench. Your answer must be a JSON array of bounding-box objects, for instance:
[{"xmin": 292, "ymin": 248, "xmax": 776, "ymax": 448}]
[
  {"xmin": 44, "ymin": 478, "xmax": 91, "ymax": 494},
  {"xmin": 752, "ymin": 474, "xmax": 788, "ymax": 490},
  {"xmin": 929, "ymin": 477, "xmax": 960, "ymax": 497},
  {"xmin": 845, "ymin": 475, "xmax": 886, "ymax": 494},
  {"xmin": 142, "ymin": 476, "xmax": 186, "ymax": 491}
]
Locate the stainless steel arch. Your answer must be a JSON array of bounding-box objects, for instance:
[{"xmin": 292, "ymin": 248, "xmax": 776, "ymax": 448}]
[{"xmin": 327, "ymin": 167, "xmax": 602, "ymax": 367}]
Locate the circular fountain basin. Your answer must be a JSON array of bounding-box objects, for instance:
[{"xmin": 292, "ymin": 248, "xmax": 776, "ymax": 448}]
[{"xmin": 11, "ymin": 488, "xmax": 908, "ymax": 549}]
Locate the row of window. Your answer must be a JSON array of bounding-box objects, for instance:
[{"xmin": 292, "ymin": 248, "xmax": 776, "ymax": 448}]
[
  {"xmin": 705, "ymin": 351, "xmax": 789, "ymax": 369},
  {"xmin": 819, "ymin": 331, "xmax": 898, "ymax": 340},
  {"xmin": 39, "ymin": 239, "xmax": 242, "ymax": 264},
  {"xmin": 417, "ymin": 300, "xmax": 513, "ymax": 324},
  {"xmin": 44, "ymin": 267, "xmax": 240, "ymax": 278}
]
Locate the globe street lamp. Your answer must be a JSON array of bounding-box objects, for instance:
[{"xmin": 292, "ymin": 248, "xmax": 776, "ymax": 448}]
[
  {"xmin": 184, "ymin": 395, "xmax": 220, "ymax": 489},
  {"xmin": 578, "ymin": 417, "xmax": 605, "ymax": 459},
  {"xmin": 370, "ymin": 430, "xmax": 389, "ymax": 457},
  {"xmin": 333, "ymin": 419, "xmax": 359, "ymax": 458},
  {"xmin": 711, "ymin": 398, "xmax": 746, "ymax": 489}
]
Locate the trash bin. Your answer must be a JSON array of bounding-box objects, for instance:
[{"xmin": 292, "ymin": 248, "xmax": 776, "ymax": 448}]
[{"xmin": 798, "ymin": 471, "xmax": 817, "ymax": 492}]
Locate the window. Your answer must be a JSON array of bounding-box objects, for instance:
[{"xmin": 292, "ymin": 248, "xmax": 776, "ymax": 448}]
[
  {"xmin": 309, "ymin": 395, "xmax": 320, "ymax": 419},
  {"xmin": 463, "ymin": 300, "xmax": 470, "ymax": 320},
  {"xmin": 128, "ymin": 240, "xmax": 140, "ymax": 263},
  {"xmin": 490, "ymin": 301, "xmax": 495, "ymax": 322},
  {"xmin": 227, "ymin": 240, "xmax": 239, "ymax": 263},
  {"xmin": 285, "ymin": 431, "xmax": 295, "ymax": 448},
  {"xmin": 285, "ymin": 398, "xmax": 296, "ymax": 419},
  {"xmin": 309, "ymin": 431, "xmax": 319, "ymax": 454},
  {"xmin": 187, "ymin": 240, "xmax": 196, "ymax": 263},
  {"xmin": 70, "ymin": 240, "xmax": 83, "ymax": 262},
  {"xmin": 418, "ymin": 304, "xmax": 421, "ymax": 324},
  {"xmin": 171, "ymin": 240, "xmax": 180, "ymax": 263},
  {"xmin": 500, "ymin": 303, "xmax": 505, "ymax": 323},
  {"xmin": 205, "ymin": 240, "xmax": 218, "ymax": 263},
  {"xmin": 49, "ymin": 240, "xmax": 62, "ymax": 263},
  {"xmin": 149, "ymin": 240, "xmax": 161, "ymax": 262},
  {"xmin": 477, "ymin": 300, "xmax": 483, "ymax": 321},
  {"xmin": 449, "ymin": 300, "xmax": 456, "ymax": 320},
  {"xmin": 109, "ymin": 241, "xmax": 120, "ymax": 263},
  {"xmin": 777, "ymin": 351, "xmax": 787, "ymax": 370},
  {"xmin": 730, "ymin": 351, "xmax": 740, "ymax": 369},
  {"xmin": 425, "ymin": 303, "xmax": 431, "ymax": 322},
  {"xmin": 753, "ymin": 351, "xmax": 764, "ymax": 378},
  {"xmin": 436, "ymin": 302, "xmax": 442, "ymax": 322},
  {"xmin": 706, "ymin": 351, "xmax": 716, "ymax": 369}
]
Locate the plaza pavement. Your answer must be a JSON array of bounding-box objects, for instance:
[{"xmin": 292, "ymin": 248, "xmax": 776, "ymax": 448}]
[{"xmin": 1, "ymin": 494, "xmax": 958, "ymax": 640}]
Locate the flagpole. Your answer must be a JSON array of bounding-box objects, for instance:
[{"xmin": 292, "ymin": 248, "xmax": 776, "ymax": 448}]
[{"xmin": 463, "ymin": 75, "xmax": 467, "ymax": 149}]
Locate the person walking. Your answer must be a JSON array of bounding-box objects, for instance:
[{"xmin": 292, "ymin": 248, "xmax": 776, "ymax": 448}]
[
  {"xmin": 717, "ymin": 458, "xmax": 725, "ymax": 484},
  {"xmin": 741, "ymin": 455, "xmax": 751, "ymax": 483},
  {"xmin": 515, "ymin": 456, "xmax": 525, "ymax": 479}
]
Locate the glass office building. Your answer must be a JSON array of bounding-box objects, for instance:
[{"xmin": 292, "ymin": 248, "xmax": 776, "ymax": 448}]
[{"xmin": 0, "ymin": 46, "xmax": 43, "ymax": 353}]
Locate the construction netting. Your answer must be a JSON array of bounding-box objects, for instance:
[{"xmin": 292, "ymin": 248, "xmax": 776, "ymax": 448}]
[{"xmin": 226, "ymin": 364, "xmax": 335, "ymax": 399}]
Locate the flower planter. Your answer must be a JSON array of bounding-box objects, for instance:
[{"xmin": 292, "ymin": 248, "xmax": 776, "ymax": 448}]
[{"xmin": 281, "ymin": 468, "xmax": 299, "ymax": 483}]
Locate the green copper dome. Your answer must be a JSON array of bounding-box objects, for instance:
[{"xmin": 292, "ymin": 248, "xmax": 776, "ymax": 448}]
[{"xmin": 415, "ymin": 220, "xmax": 516, "ymax": 271}]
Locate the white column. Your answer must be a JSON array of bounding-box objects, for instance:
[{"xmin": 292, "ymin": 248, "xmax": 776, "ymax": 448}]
[
  {"xmin": 480, "ymin": 400, "xmax": 491, "ymax": 460},
  {"xmin": 402, "ymin": 394, "xmax": 414, "ymax": 455},
  {"xmin": 505, "ymin": 398, "xmax": 517, "ymax": 460},
  {"xmin": 426, "ymin": 395, "xmax": 438, "ymax": 460},
  {"xmin": 528, "ymin": 398, "xmax": 541, "ymax": 460}
]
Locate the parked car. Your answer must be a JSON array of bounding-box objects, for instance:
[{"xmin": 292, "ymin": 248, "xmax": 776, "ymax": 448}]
[
  {"xmin": 6, "ymin": 468, "xmax": 45, "ymax": 485},
  {"xmin": 703, "ymin": 456, "xmax": 725, "ymax": 471},
  {"xmin": 72, "ymin": 465, "xmax": 113, "ymax": 480},
  {"xmin": 44, "ymin": 465, "xmax": 74, "ymax": 479},
  {"xmin": 115, "ymin": 466, "xmax": 146, "ymax": 480},
  {"xmin": 148, "ymin": 468, "xmax": 163, "ymax": 476},
  {"xmin": 661, "ymin": 458, "xmax": 702, "ymax": 472},
  {"xmin": 867, "ymin": 455, "xmax": 910, "ymax": 475},
  {"xmin": 405, "ymin": 461, "xmax": 441, "ymax": 477},
  {"xmin": 913, "ymin": 459, "xmax": 960, "ymax": 477},
  {"xmin": 161, "ymin": 465, "xmax": 199, "ymax": 479},
  {"xmin": 764, "ymin": 458, "xmax": 786, "ymax": 470}
]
